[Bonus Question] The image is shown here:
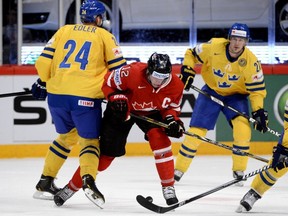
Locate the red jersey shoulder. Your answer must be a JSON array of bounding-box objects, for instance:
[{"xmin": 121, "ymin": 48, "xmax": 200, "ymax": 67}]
[
  {"xmin": 127, "ymin": 62, "xmax": 147, "ymax": 73},
  {"xmin": 121, "ymin": 62, "xmax": 147, "ymax": 80},
  {"xmin": 169, "ymin": 74, "xmax": 184, "ymax": 93},
  {"xmin": 116, "ymin": 62, "xmax": 148, "ymax": 88}
]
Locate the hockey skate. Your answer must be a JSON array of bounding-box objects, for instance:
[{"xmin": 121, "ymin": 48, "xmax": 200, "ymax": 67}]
[
  {"xmin": 82, "ymin": 174, "xmax": 105, "ymax": 208},
  {"xmin": 174, "ymin": 169, "xmax": 184, "ymax": 182},
  {"xmin": 33, "ymin": 175, "xmax": 61, "ymax": 200},
  {"xmin": 162, "ymin": 186, "xmax": 179, "ymax": 206},
  {"xmin": 54, "ymin": 184, "xmax": 76, "ymax": 206},
  {"xmin": 235, "ymin": 189, "xmax": 261, "ymax": 213},
  {"xmin": 233, "ymin": 171, "xmax": 244, "ymax": 187}
]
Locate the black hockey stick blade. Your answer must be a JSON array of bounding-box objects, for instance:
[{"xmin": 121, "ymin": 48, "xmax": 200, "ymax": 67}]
[
  {"xmin": 136, "ymin": 195, "xmax": 165, "ymax": 213},
  {"xmin": 136, "ymin": 164, "xmax": 271, "ymax": 214},
  {"xmin": 136, "ymin": 179, "xmax": 240, "ymax": 214}
]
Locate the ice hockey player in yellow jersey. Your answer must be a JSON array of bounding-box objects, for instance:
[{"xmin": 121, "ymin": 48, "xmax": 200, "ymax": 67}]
[
  {"xmin": 175, "ymin": 23, "xmax": 268, "ymax": 186},
  {"xmin": 236, "ymin": 99, "xmax": 288, "ymax": 212},
  {"xmin": 31, "ymin": 0, "xmax": 126, "ymax": 208}
]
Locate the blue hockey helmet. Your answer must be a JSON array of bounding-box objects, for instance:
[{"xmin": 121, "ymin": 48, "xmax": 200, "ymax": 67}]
[
  {"xmin": 147, "ymin": 52, "xmax": 172, "ymax": 75},
  {"xmin": 80, "ymin": 0, "xmax": 106, "ymax": 23},
  {"xmin": 228, "ymin": 23, "xmax": 250, "ymax": 40}
]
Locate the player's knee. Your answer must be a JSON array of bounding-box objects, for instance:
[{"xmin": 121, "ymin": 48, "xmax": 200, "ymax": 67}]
[
  {"xmin": 57, "ymin": 128, "xmax": 79, "ymax": 148},
  {"xmin": 183, "ymin": 127, "xmax": 207, "ymax": 149},
  {"xmin": 232, "ymin": 116, "xmax": 251, "ymax": 141},
  {"xmin": 147, "ymin": 128, "xmax": 171, "ymax": 150}
]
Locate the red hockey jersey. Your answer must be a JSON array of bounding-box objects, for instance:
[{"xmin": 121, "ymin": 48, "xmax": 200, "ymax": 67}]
[{"xmin": 102, "ymin": 62, "xmax": 184, "ymax": 119}]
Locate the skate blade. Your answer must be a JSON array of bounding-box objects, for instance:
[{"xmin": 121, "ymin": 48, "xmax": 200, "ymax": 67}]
[
  {"xmin": 84, "ymin": 188, "xmax": 105, "ymax": 209},
  {"xmin": 33, "ymin": 190, "xmax": 54, "ymax": 200},
  {"xmin": 235, "ymin": 205, "xmax": 248, "ymax": 213}
]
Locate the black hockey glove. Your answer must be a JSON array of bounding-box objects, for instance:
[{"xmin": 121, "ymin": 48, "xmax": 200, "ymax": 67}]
[
  {"xmin": 31, "ymin": 78, "xmax": 47, "ymax": 100},
  {"xmin": 179, "ymin": 65, "xmax": 196, "ymax": 91},
  {"xmin": 251, "ymin": 108, "xmax": 268, "ymax": 133},
  {"xmin": 164, "ymin": 115, "xmax": 185, "ymax": 138},
  {"xmin": 108, "ymin": 94, "xmax": 130, "ymax": 121},
  {"xmin": 272, "ymin": 144, "xmax": 288, "ymax": 172}
]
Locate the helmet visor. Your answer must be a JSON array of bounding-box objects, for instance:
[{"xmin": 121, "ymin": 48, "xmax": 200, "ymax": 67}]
[
  {"xmin": 151, "ymin": 71, "xmax": 170, "ymax": 79},
  {"xmin": 149, "ymin": 71, "xmax": 170, "ymax": 88}
]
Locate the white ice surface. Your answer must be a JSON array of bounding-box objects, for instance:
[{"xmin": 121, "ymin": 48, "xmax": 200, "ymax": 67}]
[{"xmin": 1, "ymin": 155, "xmax": 287, "ymax": 216}]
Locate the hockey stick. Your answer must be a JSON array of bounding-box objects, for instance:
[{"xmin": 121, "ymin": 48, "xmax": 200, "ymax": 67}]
[
  {"xmin": 130, "ymin": 113, "xmax": 269, "ymax": 163},
  {"xmin": 0, "ymin": 88, "xmax": 31, "ymax": 98},
  {"xmin": 136, "ymin": 164, "xmax": 272, "ymax": 213},
  {"xmin": 190, "ymin": 85, "xmax": 281, "ymax": 137}
]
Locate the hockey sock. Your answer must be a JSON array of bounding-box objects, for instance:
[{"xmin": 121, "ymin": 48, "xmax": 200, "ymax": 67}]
[
  {"xmin": 231, "ymin": 116, "xmax": 251, "ymax": 171},
  {"xmin": 68, "ymin": 166, "xmax": 82, "ymax": 191},
  {"xmin": 175, "ymin": 127, "xmax": 207, "ymax": 173},
  {"xmin": 42, "ymin": 140, "xmax": 71, "ymax": 177},
  {"xmin": 148, "ymin": 128, "xmax": 174, "ymax": 187},
  {"xmin": 251, "ymin": 159, "xmax": 287, "ymax": 196},
  {"xmin": 42, "ymin": 128, "xmax": 78, "ymax": 177},
  {"xmin": 98, "ymin": 155, "xmax": 115, "ymax": 171},
  {"xmin": 154, "ymin": 150, "xmax": 175, "ymax": 187},
  {"xmin": 78, "ymin": 137, "xmax": 100, "ymax": 179}
]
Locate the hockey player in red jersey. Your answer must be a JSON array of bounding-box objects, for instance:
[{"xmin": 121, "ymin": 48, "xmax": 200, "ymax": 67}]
[{"xmin": 54, "ymin": 53, "xmax": 185, "ymax": 207}]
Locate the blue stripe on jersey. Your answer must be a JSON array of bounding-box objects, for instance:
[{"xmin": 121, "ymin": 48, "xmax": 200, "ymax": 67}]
[
  {"xmin": 245, "ymin": 80, "xmax": 265, "ymax": 86},
  {"xmin": 107, "ymin": 56, "xmax": 125, "ymax": 65},
  {"xmin": 192, "ymin": 48, "xmax": 203, "ymax": 63},
  {"xmin": 109, "ymin": 62, "xmax": 127, "ymax": 71},
  {"xmin": 44, "ymin": 47, "xmax": 55, "ymax": 52},
  {"xmin": 246, "ymin": 87, "xmax": 266, "ymax": 92},
  {"xmin": 40, "ymin": 53, "xmax": 53, "ymax": 59}
]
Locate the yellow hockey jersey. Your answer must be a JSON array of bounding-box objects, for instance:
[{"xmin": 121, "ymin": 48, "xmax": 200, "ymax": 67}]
[
  {"xmin": 183, "ymin": 38, "xmax": 266, "ymax": 111},
  {"xmin": 35, "ymin": 24, "xmax": 126, "ymax": 99}
]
